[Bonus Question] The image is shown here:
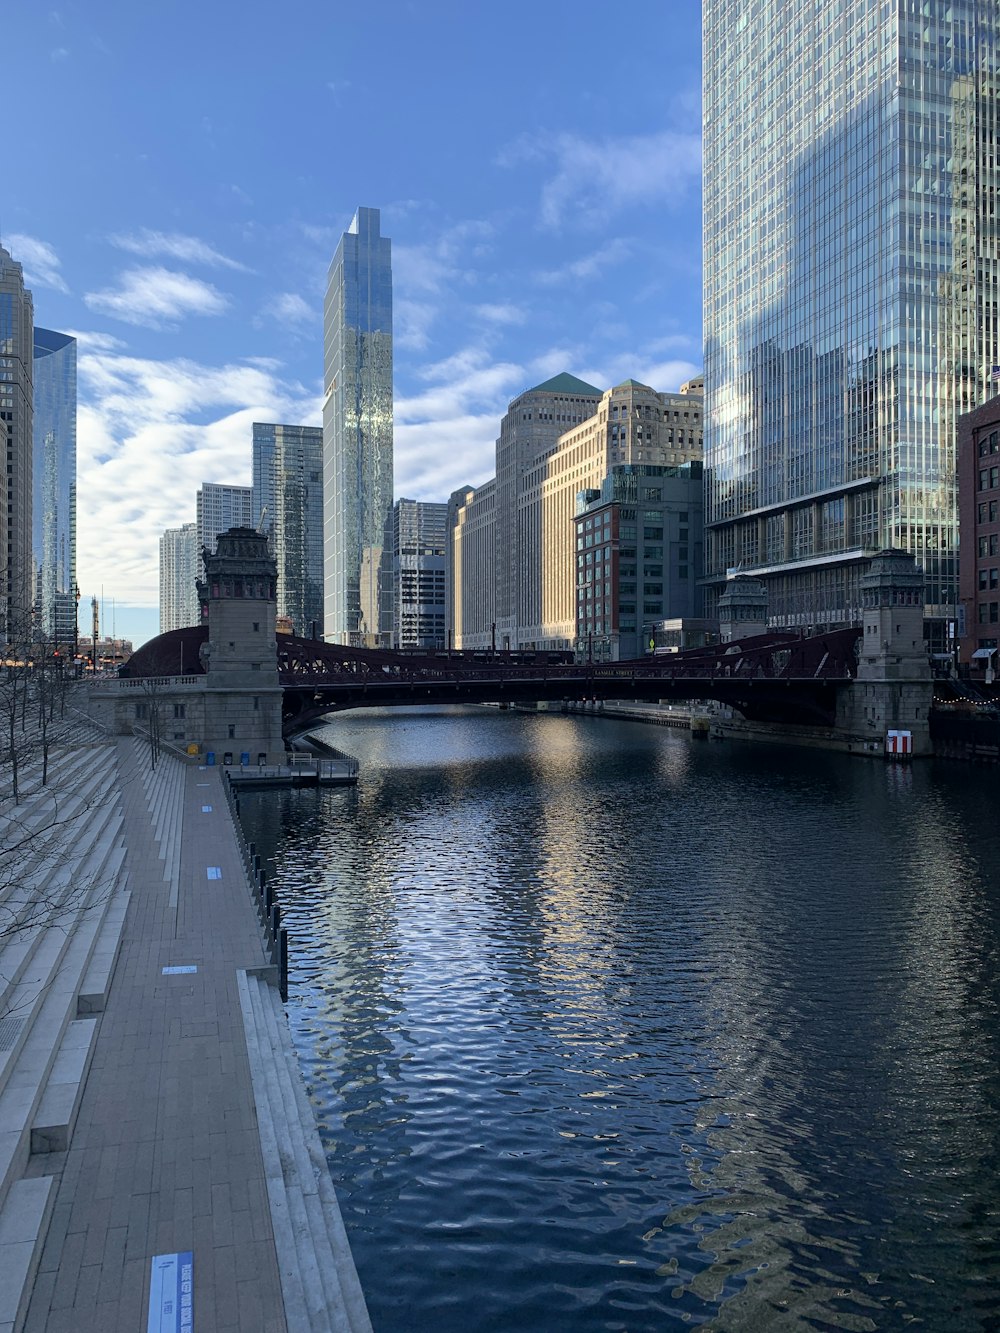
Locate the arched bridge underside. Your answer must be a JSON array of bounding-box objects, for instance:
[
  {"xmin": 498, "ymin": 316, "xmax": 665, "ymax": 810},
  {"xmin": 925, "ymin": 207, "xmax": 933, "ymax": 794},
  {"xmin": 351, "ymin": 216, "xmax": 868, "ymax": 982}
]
[{"xmin": 278, "ymin": 628, "xmax": 863, "ymax": 734}]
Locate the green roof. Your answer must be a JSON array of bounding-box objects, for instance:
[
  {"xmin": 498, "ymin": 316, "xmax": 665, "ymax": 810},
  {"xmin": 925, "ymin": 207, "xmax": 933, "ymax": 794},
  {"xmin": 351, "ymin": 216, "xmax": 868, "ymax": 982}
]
[
  {"xmin": 528, "ymin": 371, "xmax": 603, "ymax": 397},
  {"xmin": 614, "ymin": 378, "xmax": 653, "ymax": 390}
]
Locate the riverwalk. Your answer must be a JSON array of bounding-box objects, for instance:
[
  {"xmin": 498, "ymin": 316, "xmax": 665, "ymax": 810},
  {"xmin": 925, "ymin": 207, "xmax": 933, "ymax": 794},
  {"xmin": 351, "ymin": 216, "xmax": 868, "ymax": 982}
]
[{"xmin": 0, "ymin": 714, "xmax": 369, "ymax": 1332}]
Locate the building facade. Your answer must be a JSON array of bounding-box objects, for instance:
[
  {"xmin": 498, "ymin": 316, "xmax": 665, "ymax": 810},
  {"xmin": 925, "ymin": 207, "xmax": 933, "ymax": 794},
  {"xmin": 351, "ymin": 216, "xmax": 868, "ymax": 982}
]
[
  {"xmin": 957, "ymin": 393, "xmax": 1000, "ymax": 671},
  {"xmin": 196, "ymin": 483, "xmax": 253, "ymax": 581},
  {"xmin": 33, "ymin": 328, "xmax": 77, "ymax": 642},
  {"xmin": 447, "ymin": 480, "xmax": 496, "ymax": 651},
  {"xmin": 703, "ymin": 0, "xmax": 1000, "ymax": 645},
  {"xmin": 448, "ymin": 376, "xmax": 703, "ymax": 651},
  {"xmin": 271, "ymin": 424, "xmax": 324, "ymax": 637},
  {"xmin": 392, "ymin": 498, "xmax": 447, "ymax": 649},
  {"xmin": 574, "ymin": 462, "xmax": 704, "ymax": 660},
  {"xmin": 251, "ymin": 421, "xmax": 277, "ymax": 536},
  {"xmin": 159, "ymin": 522, "xmax": 199, "ymax": 633},
  {"xmin": 0, "ymin": 245, "xmax": 33, "ymax": 639},
  {"xmin": 323, "ymin": 206, "xmax": 393, "ymax": 645}
]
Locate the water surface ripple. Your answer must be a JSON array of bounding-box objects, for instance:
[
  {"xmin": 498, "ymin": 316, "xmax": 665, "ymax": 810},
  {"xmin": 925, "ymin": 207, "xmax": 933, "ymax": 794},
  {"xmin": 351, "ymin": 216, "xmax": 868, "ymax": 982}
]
[{"xmin": 240, "ymin": 708, "xmax": 1000, "ymax": 1331}]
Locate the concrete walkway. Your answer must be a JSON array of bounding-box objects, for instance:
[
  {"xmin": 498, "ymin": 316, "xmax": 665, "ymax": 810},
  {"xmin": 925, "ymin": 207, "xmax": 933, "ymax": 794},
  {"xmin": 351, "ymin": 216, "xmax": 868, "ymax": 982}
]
[{"xmin": 18, "ymin": 741, "xmax": 317, "ymax": 1330}]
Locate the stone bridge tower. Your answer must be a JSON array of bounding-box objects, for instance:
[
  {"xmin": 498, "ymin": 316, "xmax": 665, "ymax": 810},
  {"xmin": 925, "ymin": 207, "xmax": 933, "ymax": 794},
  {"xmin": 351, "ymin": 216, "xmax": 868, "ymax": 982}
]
[
  {"xmin": 839, "ymin": 549, "xmax": 933, "ymax": 756},
  {"xmin": 197, "ymin": 527, "xmax": 284, "ymax": 764},
  {"xmin": 718, "ymin": 575, "xmax": 769, "ymax": 643}
]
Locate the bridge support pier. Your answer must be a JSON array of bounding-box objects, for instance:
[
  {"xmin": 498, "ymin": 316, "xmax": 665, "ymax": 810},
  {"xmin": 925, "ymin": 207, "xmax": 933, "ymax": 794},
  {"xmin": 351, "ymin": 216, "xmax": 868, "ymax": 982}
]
[{"xmin": 835, "ymin": 550, "xmax": 933, "ymax": 758}]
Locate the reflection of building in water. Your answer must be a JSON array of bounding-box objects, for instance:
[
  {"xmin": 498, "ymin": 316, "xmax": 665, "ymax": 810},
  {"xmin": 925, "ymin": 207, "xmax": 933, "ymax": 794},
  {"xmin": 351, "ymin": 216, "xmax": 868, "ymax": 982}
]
[{"xmin": 704, "ymin": 2, "xmax": 1000, "ymax": 647}]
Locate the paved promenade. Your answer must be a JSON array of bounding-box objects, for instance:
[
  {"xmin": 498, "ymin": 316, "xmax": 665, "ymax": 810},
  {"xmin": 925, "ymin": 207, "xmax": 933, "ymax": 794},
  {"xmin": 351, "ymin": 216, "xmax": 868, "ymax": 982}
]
[{"xmin": 13, "ymin": 737, "xmax": 369, "ymax": 1332}]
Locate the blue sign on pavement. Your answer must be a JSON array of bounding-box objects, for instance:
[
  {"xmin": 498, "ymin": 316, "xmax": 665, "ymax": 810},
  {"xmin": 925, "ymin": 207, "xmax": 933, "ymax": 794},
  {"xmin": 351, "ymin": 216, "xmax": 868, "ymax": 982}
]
[{"xmin": 147, "ymin": 1250, "xmax": 193, "ymax": 1332}]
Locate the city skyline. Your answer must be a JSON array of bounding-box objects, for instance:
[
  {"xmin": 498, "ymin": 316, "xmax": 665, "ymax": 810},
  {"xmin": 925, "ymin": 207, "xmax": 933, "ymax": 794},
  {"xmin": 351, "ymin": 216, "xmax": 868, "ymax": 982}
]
[{"xmin": 2, "ymin": 1, "xmax": 702, "ymax": 646}]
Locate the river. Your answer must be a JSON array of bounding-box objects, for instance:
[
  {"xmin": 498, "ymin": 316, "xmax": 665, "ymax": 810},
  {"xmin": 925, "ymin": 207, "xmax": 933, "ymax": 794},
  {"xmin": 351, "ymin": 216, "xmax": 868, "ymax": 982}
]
[{"xmin": 238, "ymin": 706, "xmax": 1000, "ymax": 1331}]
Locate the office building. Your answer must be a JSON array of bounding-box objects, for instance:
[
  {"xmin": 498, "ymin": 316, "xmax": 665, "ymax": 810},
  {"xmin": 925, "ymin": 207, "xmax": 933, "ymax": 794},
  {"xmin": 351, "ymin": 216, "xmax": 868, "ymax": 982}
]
[
  {"xmin": 575, "ymin": 462, "xmax": 704, "ymax": 660},
  {"xmin": 323, "ymin": 206, "xmax": 393, "ymax": 645},
  {"xmin": 251, "ymin": 422, "xmax": 277, "ymax": 536},
  {"xmin": 0, "ymin": 245, "xmax": 33, "ymax": 639},
  {"xmin": 271, "ymin": 424, "xmax": 324, "ymax": 637},
  {"xmin": 392, "ymin": 498, "xmax": 447, "ymax": 649},
  {"xmin": 703, "ymin": 1, "xmax": 1000, "ymax": 646},
  {"xmin": 448, "ymin": 480, "xmax": 496, "ymax": 651},
  {"xmin": 33, "ymin": 328, "xmax": 77, "ymax": 643},
  {"xmin": 449, "ymin": 376, "xmax": 703, "ymax": 650},
  {"xmin": 196, "ymin": 483, "xmax": 253, "ymax": 581},
  {"xmin": 957, "ymin": 393, "xmax": 1000, "ymax": 671},
  {"xmin": 159, "ymin": 522, "xmax": 199, "ymax": 633}
]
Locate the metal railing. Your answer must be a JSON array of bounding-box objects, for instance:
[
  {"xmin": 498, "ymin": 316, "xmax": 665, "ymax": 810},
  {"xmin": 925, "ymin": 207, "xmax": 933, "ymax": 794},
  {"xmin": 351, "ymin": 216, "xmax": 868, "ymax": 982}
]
[{"xmin": 222, "ymin": 770, "xmax": 288, "ymax": 1000}]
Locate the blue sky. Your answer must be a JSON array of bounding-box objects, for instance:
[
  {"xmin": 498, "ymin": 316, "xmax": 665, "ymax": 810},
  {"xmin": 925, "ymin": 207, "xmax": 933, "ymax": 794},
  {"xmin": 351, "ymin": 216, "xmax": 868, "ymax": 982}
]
[{"xmin": 5, "ymin": 0, "xmax": 703, "ymax": 646}]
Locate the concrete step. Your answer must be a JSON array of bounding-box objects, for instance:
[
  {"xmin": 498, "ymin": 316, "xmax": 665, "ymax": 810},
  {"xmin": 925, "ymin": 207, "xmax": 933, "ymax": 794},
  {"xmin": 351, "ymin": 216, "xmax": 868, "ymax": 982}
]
[
  {"xmin": 30, "ymin": 1016, "xmax": 99, "ymax": 1154},
  {"xmin": 238, "ymin": 969, "xmax": 371, "ymax": 1333},
  {"xmin": 0, "ymin": 1175, "xmax": 56, "ymax": 1333},
  {"xmin": 77, "ymin": 886, "xmax": 131, "ymax": 1016},
  {"xmin": 0, "ymin": 799, "xmax": 123, "ymax": 1031}
]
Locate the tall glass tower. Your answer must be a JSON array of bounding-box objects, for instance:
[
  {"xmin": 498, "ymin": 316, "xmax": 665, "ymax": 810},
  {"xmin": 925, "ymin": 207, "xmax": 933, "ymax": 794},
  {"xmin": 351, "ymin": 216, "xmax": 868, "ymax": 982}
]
[
  {"xmin": 704, "ymin": 1, "xmax": 1000, "ymax": 644},
  {"xmin": 0, "ymin": 245, "xmax": 33, "ymax": 639},
  {"xmin": 323, "ymin": 206, "xmax": 393, "ymax": 646},
  {"xmin": 33, "ymin": 328, "xmax": 77, "ymax": 642}
]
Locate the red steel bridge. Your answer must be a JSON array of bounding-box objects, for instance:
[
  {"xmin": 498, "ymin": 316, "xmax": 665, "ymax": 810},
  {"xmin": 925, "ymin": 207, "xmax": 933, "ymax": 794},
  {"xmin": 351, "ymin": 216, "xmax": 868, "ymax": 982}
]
[
  {"xmin": 124, "ymin": 625, "xmax": 865, "ymax": 735},
  {"xmin": 278, "ymin": 629, "xmax": 865, "ymax": 732}
]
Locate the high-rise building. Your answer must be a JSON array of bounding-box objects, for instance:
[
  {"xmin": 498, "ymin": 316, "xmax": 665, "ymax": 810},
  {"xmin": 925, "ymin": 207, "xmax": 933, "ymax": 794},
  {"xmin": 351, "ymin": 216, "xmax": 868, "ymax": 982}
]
[
  {"xmin": 159, "ymin": 522, "xmax": 199, "ymax": 633},
  {"xmin": 269, "ymin": 424, "xmax": 324, "ymax": 637},
  {"xmin": 392, "ymin": 499, "xmax": 447, "ymax": 649},
  {"xmin": 323, "ymin": 206, "xmax": 393, "ymax": 646},
  {"xmin": 495, "ymin": 373, "xmax": 604, "ymax": 648},
  {"xmin": 449, "ymin": 376, "xmax": 704, "ymax": 651},
  {"xmin": 0, "ymin": 244, "xmax": 34, "ymax": 639},
  {"xmin": 196, "ymin": 483, "xmax": 253, "ymax": 581},
  {"xmin": 251, "ymin": 421, "xmax": 276, "ymax": 537},
  {"xmin": 33, "ymin": 328, "xmax": 77, "ymax": 643},
  {"xmin": 703, "ymin": 2, "xmax": 1000, "ymax": 646}
]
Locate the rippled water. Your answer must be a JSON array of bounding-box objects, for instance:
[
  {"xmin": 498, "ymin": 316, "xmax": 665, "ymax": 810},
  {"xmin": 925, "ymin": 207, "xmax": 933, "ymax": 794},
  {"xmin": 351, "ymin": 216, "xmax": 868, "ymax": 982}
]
[{"xmin": 239, "ymin": 707, "xmax": 1000, "ymax": 1331}]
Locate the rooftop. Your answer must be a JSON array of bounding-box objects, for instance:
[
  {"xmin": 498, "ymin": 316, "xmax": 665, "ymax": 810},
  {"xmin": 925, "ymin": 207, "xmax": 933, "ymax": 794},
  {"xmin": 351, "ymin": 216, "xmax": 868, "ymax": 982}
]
[{"xmin": 526, "ymin": 371, "xmax": 603, "ymax": 397}]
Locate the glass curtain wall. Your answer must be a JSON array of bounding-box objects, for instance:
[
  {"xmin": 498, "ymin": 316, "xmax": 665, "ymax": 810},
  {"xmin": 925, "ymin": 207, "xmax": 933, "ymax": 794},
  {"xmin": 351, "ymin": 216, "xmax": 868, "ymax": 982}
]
[{"xmin": 704, "ymin": 0, "xmax": 1000, "ymax": 643}]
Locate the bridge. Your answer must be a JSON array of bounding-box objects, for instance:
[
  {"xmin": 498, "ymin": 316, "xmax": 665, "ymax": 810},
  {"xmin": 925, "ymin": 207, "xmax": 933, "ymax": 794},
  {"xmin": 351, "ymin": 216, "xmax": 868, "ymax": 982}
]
[{"xmin": 123, "ymin": 625, "xmax": 864, "ymax": 735}]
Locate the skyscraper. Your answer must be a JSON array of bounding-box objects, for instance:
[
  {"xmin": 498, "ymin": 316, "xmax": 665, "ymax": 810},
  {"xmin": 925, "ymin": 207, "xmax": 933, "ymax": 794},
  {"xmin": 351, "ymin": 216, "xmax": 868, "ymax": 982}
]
[
  {"xmin": 323, "ymin": 206, "xmax": 393, "ymax": 646},
  {"xmin": 270, "ymin": 423, "xmax": 324, "ymax": 637},
  {"xmin": 33, "ymin": 328, "xmax": 77, "ymax": 643},
  {"xmin": 159, "ymin": 522, "xmax": 199, "ymax": 632},
  {"xmin": 392, "ymin": 498, "xmax": 447, "ymax": 649},
  {"xmin": 0, "ymin": 244, "xmax": 33, "ymax": 639},
  {"xmin": 703, "ymin": 2, "xmax": 1000, "ymax": 645},
  {"xmin": 196, "ymin": 483, "xmax": 253, "ymax": 581}
]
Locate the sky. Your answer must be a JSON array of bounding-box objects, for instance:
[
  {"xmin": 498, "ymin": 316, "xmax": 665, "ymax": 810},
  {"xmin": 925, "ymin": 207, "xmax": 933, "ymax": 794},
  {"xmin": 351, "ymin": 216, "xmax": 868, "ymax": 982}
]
[{"xmin": 4, "ymin": 0, "xmax": 704, "ymax": 647}]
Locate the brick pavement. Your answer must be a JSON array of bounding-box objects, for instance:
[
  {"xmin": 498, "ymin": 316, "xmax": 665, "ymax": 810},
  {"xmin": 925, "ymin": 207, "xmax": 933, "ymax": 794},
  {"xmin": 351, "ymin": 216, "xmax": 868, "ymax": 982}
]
[{"xmin": 23, "ymin": 741, "xmax": 288, "ymax": 1332}]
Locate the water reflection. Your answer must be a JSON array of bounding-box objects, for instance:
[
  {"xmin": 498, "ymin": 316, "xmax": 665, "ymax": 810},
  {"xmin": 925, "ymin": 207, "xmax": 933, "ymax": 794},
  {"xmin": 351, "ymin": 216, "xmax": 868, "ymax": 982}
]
[{"xmin": 240, "ymin": 709, "xmax": 1000, "ymax": 1332}]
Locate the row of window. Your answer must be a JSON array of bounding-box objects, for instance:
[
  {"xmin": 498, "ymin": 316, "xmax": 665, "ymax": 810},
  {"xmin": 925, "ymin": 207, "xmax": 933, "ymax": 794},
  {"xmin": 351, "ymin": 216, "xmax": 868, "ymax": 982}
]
[{"xmin": 977, "ymin": 431, "xmax": 1000, "ymax": 457}]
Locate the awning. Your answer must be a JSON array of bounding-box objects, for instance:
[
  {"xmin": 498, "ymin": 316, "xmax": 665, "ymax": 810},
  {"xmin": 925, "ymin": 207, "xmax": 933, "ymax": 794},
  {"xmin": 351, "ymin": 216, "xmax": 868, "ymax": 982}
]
[{"xmin": 972, "ymin": 648, "xmax": 996, "ymax": 659}]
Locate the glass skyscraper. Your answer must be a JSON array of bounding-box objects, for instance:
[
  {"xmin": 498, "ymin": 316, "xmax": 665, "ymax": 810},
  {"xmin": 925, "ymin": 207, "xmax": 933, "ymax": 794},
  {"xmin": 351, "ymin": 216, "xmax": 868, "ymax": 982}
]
[
  {"xmin": 323, "ymin": 206, "xmax": 393, "ymax": 646},
  {"xmin": 704, "ymin": 1, "xmax": 1000, "ymax": 643},
  {"xmin": 33, "ymin": 328, "xmax": 77, "ymax": 642},
  {"xmin": 0, "ymin": 244, "xmax": 33, "ymax": 639}
]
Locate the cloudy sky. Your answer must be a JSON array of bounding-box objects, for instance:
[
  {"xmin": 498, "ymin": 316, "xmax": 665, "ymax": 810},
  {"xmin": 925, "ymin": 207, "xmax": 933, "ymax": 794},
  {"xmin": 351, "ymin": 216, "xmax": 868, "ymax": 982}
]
[{"xmin": 5, "ymin": 0, "xmax": 703, "ymax": 646}]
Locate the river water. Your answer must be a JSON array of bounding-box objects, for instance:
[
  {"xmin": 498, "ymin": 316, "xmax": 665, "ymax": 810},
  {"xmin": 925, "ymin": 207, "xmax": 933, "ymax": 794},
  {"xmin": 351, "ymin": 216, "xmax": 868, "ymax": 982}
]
[{"xmin": 239, "ymin": 707, "xmax": 1000, "ymax": 1331}]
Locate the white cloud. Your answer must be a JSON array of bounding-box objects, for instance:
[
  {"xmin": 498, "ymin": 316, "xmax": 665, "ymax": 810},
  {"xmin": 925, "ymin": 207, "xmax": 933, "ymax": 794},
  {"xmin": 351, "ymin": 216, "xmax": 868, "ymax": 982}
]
[
  {"xmin": 394, "ymin": 347, "xmax": 526, "ymax": 498},
  {"xmin": 76, "ymin": 348, "xmax": 319, "ymax": 605},
  {"xmin": 537, "ymin": 239, "xmax": 633, "ymax": 286},
  {"xmin": 50, "ymin": 46, "xmax": 69, "ymax": 60},
  {"xmin": 83, "ymin": 267, "xmax": 229, "ymax": 328},
  {"xmin": 499, "ymin": 129, "xmax": 701, "ymax": 229},
  {"xmin": 6, "ymin": 233, "xmax": 70, "ymax": 293},
  {"xmin": 272, "ymin": 292, "xmax": 316, "ymax": 325},
  {"xmin": 109, "ymin": 228, "xmax": 249, "ymax": 271},
  {"xmin": 474, "ymin": 303, "xmax": 527, "ymax": 325}
]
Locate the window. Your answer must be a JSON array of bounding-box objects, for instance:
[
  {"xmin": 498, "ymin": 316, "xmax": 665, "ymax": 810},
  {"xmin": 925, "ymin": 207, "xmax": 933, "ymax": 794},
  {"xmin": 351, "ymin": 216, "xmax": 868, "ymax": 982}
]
[
  {"xmin": 991, "ymin": 501, "xmax": 998, "ymax": 523},
  {"xmin": 228, "ymin": 725, "xmax": 236, "ymax": 738},
  {"xmin": 643, "ymin": 526, "xmax": 663, "ymax": 540},
  {"xmin": 251, "ymin": 662, "xmax": 261, "ymax": 671},
  {"xmin": 981, "ymin": 569, "xmax": 989, "ymax": 591},
  {"xmin": 173, "ymin": 703, "xmax": 185, "ymax": 719},
  {"xmin": 993, "ymin": 603, "xmax": 1000, "ymax": 625},
  {"xmin": 253, "ymin": 621, "xmax": 259, "ymax": 631}
]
